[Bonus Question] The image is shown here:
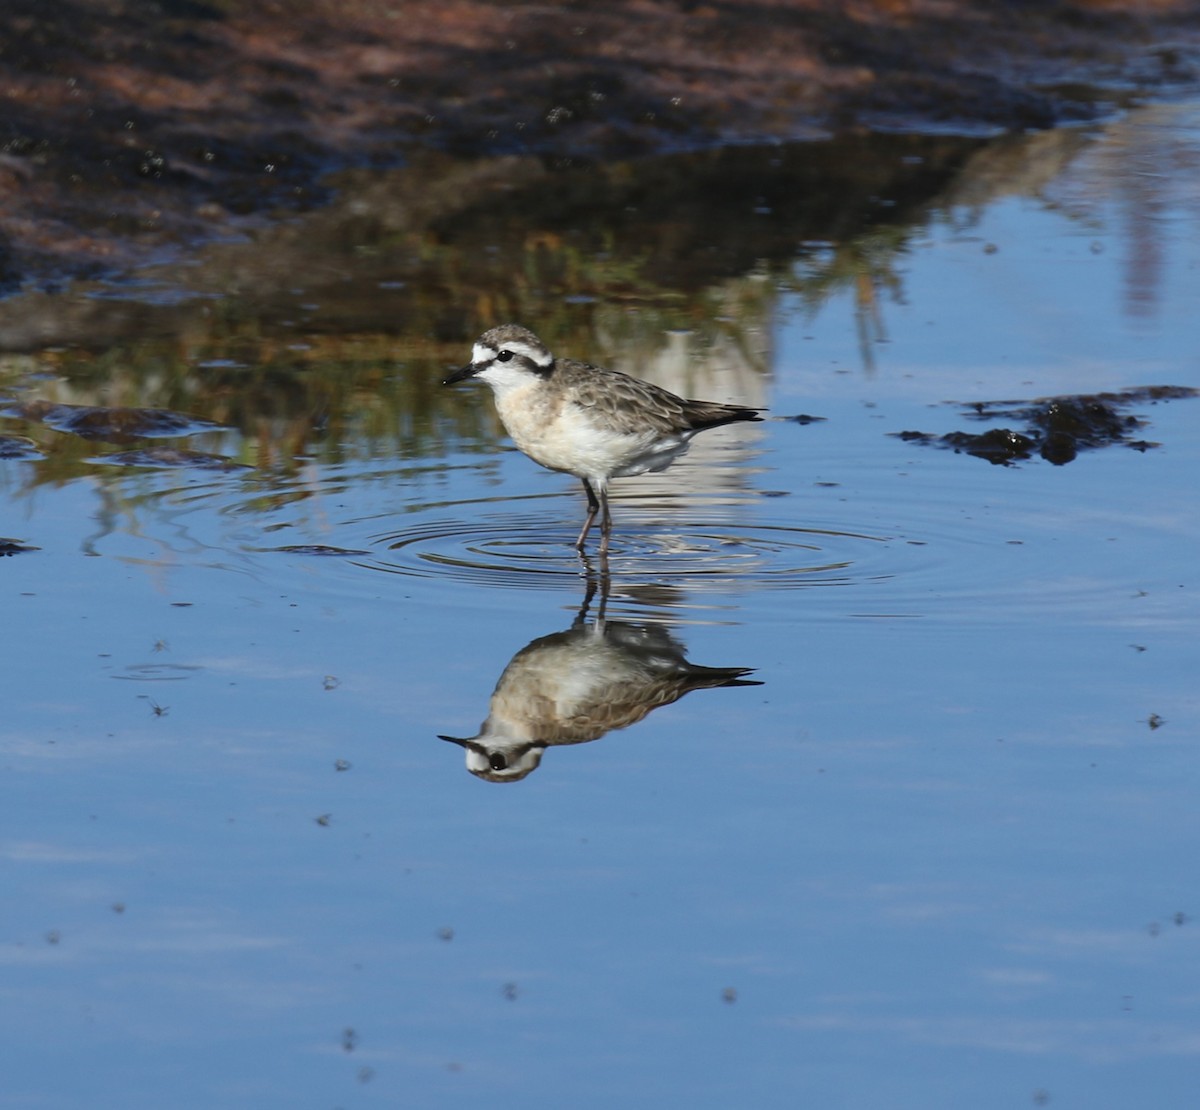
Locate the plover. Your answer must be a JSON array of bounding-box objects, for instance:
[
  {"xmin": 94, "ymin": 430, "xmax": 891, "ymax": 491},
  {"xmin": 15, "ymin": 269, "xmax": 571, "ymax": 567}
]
[
  {"xmin": 443, "ymin": 324, "xmax": 764, "ymax": 552},
  {"xmin": 439, "ymin": 591, "xmax": 759, "ymax": 782}
]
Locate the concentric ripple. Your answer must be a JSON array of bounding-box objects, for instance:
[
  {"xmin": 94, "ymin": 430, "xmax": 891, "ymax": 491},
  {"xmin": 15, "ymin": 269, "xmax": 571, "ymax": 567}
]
[{"xmin": 362, "ymin": 509, "xmax": 895, "ymax": 594}]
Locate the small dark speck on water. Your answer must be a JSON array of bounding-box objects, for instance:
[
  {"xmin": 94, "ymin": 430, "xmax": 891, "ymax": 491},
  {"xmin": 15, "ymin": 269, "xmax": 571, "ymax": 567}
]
[
  {"xmin": 437, "ymin": 926, "xmax": 455, "ymax": 942},
  {"xmin": 334, "ymin": 759, "xmax": 352, "ymax": 772},
  {"xmin": 342, "ymin": 1027, "xmax": 357, "ymax": 1052},
  {"xmin": 721, "ymin": 986, "xmax": 738, "ymax": 1004},
  {"xmin": 1147, "ymin": 713, "xmax": 1165, "ymax": 730},
  {"xmin": 315, "ymin": 813, "xmax": 332, "ymax": 827},
  {"xmin": 501, "ymin": 982, "xmax": 520, "ymax": 1001},
  {"xmin": 272, "ymin": 545, "xmax": 371, "ymax": 556}
]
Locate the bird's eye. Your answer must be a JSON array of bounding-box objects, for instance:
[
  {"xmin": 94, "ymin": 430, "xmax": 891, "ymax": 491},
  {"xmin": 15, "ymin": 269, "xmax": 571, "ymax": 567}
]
[{"xmin": 496, "ymin": 350, "xmax": 513, "ymax": 363}]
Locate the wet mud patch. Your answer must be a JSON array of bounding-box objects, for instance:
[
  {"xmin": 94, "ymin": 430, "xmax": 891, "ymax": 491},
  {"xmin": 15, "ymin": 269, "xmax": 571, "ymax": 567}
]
[
  {"xmin": 894, "ymin": 386, "xmax": 1199, "ymax": 466},
  {"xmin": 1, "ymin": 1, "xmax": 1197, "ymax": 290}
]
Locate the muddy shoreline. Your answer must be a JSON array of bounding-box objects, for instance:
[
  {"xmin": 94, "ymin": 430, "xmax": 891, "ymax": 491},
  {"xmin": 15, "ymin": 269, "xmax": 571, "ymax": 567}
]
[{"xmin": 1, "ymin": 0, "xmax": 1197, "ymax": 293}]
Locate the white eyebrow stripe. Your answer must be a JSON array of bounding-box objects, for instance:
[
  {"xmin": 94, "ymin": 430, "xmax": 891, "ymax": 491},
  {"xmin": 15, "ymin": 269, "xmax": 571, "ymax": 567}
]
[
  {"xmin": 504, "ymin": 340, "xmax": 552, "ymax": 367},
  {"xmin": 472, "ymin": 342, "xmax": 497, "ymax": 364}
]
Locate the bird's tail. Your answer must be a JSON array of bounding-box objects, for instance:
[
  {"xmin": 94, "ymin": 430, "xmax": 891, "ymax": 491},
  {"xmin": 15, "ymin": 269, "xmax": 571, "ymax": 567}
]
[{"xmin": 683, "ymin": 401, "xmax": 765, "ymax": 431}]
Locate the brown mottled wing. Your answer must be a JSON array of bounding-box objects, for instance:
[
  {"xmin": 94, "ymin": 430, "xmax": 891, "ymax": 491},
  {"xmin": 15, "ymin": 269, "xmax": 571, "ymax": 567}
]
[
  {"xmin": 559, "ymin": 668, "xmax": 759, "ymax": 738},
  {"xmin": 557, "ymin": 359, "xmax": 690, "ymax": 435},
  {"xmin": 557, "ymin": 358, "xmax": 761, "ymax": 435}
]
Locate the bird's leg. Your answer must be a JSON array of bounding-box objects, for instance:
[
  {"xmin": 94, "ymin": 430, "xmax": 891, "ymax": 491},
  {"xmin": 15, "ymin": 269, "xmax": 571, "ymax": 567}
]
[
  {"xmin": 576, "ymin": 572, "xmax": 598, "ymax": 626},
  {"xmin": 576, "ymin": 479, "xmax": 600, "ymax": 550},
  {"xmin": 598, "ymin": 487, "xmax": 613, "ymax": 555},
  {"xmin": 595, "ymin": 553, "xmax": 610, "ymax": 624},
  {"xmin": 576, "ymin": 549, "xmax": 611, "ymax": 626}
]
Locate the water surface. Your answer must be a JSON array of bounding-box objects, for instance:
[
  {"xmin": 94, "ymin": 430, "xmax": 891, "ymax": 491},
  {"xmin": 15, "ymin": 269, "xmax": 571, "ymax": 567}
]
[{"xmin": 2, "ymin": 101, "xmax": 1199, "ymax": 1109}]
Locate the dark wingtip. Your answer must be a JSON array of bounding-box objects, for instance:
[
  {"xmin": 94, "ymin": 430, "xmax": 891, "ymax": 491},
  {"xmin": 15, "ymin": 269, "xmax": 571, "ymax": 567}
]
[{"xmin": 689, "ymin": 404, "xmax": 767, "ymax": 431}]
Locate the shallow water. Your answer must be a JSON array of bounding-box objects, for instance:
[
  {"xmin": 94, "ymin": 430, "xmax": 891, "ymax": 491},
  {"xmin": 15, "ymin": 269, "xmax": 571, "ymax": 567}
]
[{"xmin": 3, "ymin": 101, "xmax": 1199, "ymax": 1108}]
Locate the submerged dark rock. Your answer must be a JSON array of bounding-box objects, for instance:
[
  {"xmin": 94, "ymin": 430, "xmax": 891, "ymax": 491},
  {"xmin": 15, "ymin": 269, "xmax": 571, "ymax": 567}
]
[
  {"xmin": 94, "ymin": 445, "xmax": 247, "ymax": 469},
  {"xmin": 941, "ymin": 428, "xmax": 1038, "ymax": 465},
  {"xmin": 0, "ymin": 434, "xmax": 45, "ymax": 459},
  {"xmin": 6, "ymin": 400, "xmax": 223, "ymax": 442},
  {"xmin": 895, "ymin": 386, "xmax": 1199, "ymax": 466}
]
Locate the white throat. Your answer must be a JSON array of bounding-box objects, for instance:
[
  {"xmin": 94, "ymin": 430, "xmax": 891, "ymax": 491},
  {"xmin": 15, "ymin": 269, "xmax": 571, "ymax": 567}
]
[{"xmin": 476, "ymin": 362, "xmax": 538, "ymax": 398}]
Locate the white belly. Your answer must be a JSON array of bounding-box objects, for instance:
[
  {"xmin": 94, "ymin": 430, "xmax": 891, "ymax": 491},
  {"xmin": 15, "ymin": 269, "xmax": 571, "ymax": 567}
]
[
  {"xmin": 508, "ymin": 403, "xmax": 696, "ymax": 480},
  {"xmin": 501, "ymin": 398, "xmax": 692, "ymax": 481}
]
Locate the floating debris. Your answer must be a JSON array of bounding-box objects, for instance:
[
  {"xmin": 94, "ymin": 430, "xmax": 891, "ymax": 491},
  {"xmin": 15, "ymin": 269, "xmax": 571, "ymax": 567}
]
[
  {"xmin": 0, "ymin": 538, "xmax": 40, "ymax": 555},
  {"xmin": 893, "ymin": 386, "xmax": 1198, "ymax": 466}
]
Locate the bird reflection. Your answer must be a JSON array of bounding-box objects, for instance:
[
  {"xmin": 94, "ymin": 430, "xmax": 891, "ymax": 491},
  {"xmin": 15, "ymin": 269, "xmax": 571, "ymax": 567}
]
[{"xmin": 439, "ymin": 570, "xmax": 761, "ymax": 782}]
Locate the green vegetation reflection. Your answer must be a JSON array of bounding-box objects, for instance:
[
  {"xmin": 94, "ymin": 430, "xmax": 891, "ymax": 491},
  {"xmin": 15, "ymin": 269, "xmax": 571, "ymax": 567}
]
[{"xmin": 1, "ymin": 128, "xmax": 1037, "ymax": 497}]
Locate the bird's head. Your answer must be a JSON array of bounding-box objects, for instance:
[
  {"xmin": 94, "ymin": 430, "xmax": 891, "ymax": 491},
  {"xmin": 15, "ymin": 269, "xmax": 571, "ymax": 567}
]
[
  {"xmin": 438, "ymin": 732, "xmax": 547, "ymax": 783},
  {"xmin": 442, "ymin": 324, "xmax": 554, "ymax": 390}
]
